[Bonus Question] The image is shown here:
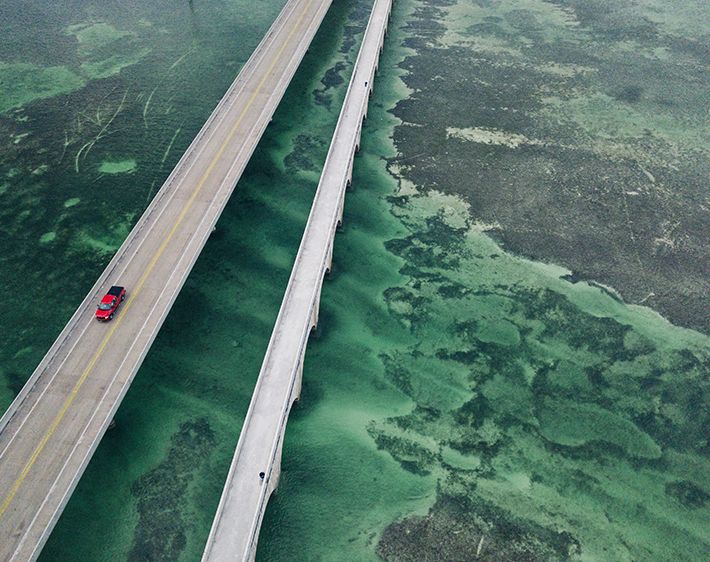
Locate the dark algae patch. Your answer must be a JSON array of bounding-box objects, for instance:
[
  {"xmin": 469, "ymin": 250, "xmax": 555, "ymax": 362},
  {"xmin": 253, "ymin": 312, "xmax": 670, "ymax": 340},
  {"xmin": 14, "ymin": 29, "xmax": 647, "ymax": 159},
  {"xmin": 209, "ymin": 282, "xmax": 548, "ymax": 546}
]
[
  {"xmin": 128, "ymin": 418, "xmax": 215, "ymax": 561},
  {"xmin": 390, "ymin": 0, "xmax": 710, "ymax": 334},
  {"xmin": 378, "ymin": 494, "xmax": 579, "ymax": 561},
  {"xmin": 664, "ymin": 480, "xmax": 710, "ymax": 510}
]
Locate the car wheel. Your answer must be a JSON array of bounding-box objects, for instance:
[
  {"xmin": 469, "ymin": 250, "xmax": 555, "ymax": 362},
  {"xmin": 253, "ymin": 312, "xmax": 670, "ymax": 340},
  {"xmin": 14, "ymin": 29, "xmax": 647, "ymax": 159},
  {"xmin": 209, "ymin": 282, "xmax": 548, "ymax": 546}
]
[
  {"xmin": 109, "ymin": 313, "xmax": 114, "ymax": 320},
  {"xmin": 121, "ymin": 294, "xmax": 125, "ymax": 301}
]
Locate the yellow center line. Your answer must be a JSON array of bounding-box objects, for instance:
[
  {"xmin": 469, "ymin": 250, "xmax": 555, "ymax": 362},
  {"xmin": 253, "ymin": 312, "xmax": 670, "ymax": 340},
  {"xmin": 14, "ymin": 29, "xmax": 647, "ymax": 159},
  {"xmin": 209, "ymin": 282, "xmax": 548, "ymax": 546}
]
[{"xmin": 0, "ymin": 0, "xmax": 317, "ymax": 520}]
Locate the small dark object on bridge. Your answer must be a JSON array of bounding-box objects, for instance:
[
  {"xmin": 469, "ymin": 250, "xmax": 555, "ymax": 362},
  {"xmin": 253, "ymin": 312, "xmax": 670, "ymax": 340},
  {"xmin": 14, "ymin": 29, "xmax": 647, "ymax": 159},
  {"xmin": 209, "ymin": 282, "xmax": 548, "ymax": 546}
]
[
  {"xmin": 259, "ymin": 471, "xmax": 265, "ymax": 479},
  {"xmin": 365, "ymin": 81, "xmax": 368, "ymax": 87}
]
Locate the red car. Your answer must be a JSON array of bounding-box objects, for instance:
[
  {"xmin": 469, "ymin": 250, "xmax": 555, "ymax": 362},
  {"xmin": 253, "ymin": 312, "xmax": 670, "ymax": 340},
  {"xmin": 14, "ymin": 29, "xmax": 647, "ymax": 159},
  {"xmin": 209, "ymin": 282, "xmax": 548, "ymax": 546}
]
[{"xmin": 95, "ymin": 285, "xmax": 126, "ymax": 321}]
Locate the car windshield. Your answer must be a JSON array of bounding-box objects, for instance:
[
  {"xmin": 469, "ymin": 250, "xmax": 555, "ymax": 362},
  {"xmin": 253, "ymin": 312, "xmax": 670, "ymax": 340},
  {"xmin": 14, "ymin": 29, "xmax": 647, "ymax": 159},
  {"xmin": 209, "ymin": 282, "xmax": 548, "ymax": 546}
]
[{"xmin": 98, "ymin": 300, "xmax": 114, "ymax": 311}]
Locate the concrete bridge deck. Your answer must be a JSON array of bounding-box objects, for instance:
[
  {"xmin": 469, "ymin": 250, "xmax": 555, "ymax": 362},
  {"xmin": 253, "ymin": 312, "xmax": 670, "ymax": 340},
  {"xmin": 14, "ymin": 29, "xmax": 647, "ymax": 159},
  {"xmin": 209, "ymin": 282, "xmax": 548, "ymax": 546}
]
[
  {"xmin": 0, "ymin": 0, "xmax": 332, "ymax": 558},
  {"xmin": 201, "ymin": 0, "xmax": 392, "ymax": 559}
]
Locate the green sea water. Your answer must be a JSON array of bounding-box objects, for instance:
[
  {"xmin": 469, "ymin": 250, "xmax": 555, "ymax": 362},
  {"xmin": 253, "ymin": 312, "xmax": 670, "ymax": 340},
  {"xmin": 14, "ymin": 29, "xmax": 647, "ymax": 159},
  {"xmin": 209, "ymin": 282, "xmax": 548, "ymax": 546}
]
[{"xmin": 0, "ymin": 0, "xmax": 708, "ymax": 560}]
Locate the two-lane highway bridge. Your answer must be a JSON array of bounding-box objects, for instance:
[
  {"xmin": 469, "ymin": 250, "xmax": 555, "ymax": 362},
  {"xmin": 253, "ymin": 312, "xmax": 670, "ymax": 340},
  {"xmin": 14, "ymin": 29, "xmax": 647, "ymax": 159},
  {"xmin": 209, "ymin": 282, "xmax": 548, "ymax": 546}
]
[{"xmin": 0, "ymin": 0, "xmax": 331, "ymax": 558}]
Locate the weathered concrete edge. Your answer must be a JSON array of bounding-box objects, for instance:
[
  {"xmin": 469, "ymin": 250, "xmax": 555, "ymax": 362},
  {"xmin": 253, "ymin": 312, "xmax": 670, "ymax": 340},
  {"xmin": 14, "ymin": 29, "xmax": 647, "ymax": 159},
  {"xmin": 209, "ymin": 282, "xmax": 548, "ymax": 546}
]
[
  {"xmin": 0, "ymin": 0, "xmax": 303, "ymax": 437},
  {"xmin": 201, "ymin": 0, "xmax": 392, "ymax": 559}
]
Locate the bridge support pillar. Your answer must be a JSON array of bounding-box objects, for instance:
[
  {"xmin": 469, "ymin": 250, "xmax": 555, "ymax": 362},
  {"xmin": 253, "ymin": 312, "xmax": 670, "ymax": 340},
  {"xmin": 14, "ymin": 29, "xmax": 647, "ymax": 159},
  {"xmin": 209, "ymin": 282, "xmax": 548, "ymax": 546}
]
[
  {"xmin": 346, "ymin": 157, "xmax": 354, "ymax": 189},
  {"xmin": 293, "ymin": 360, "xmax": 304, "ymax": 403},
  {"xmin": 336, "ymin": 196, "xmax": 345, "ymax": 229},
  {"xmin": 271, "ymin": 436, "xmax": 284, "ymax": 492},
  {"xmin": 325, "ymin": 240, "xmax": 335, "ymax": 274},
  {"xmin": 310, "ymin": 293, "xmax": 320, "ymax": 330}
]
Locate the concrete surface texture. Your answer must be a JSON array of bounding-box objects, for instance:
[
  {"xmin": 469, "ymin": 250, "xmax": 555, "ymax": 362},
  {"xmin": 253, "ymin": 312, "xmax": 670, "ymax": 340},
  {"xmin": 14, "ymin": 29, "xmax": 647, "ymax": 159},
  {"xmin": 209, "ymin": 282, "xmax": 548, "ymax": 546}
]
[
  {"xmin": 0, "ymin": 0, "xmax": 332, "ymax": 559},
  {"xmin": 200, "ymin": 0, "xmax": 392, "ymax": 560}
]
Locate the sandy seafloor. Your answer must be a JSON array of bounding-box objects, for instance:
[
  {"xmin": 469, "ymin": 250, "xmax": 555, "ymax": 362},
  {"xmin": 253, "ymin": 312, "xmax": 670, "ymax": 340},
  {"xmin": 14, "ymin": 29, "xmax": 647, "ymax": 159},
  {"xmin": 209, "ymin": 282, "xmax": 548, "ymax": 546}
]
[{"xmin": 0, "ymin": 0, "xmax": 708, "ymax": 560}]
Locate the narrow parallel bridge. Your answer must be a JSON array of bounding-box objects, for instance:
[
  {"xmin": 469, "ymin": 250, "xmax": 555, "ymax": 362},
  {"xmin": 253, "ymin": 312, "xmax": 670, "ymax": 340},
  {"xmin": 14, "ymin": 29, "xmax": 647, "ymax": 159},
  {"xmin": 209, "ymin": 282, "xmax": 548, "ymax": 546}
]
[
  {"xmin": 0, "ymin": 0, "xmax": 332, "ymax": 559},
  {"xmin": 201, "ymin": 0, "xmax": 393, "ymax": 559}
]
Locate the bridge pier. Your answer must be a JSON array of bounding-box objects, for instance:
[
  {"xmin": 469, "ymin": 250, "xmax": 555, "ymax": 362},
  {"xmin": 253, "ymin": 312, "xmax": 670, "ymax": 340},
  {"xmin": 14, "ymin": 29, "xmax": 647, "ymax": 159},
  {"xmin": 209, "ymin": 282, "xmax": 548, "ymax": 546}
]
[
  {"xmin": 264, "ymin": 447, "xmax": 281, "ymax": 499},
  {"xmin": 346, "ymin": 156, "xmax": 354, "ymax": 189},
  {"xmin": 292, "ymin": 358, "xmax": 304, "ymax": 403},
  {"xmin": 310, "ymin": 289, "xmax": 321, "ymax": 330},
  {"xmin": 325, "ymin": 239, "xmax": 335, "ymax": 275}
]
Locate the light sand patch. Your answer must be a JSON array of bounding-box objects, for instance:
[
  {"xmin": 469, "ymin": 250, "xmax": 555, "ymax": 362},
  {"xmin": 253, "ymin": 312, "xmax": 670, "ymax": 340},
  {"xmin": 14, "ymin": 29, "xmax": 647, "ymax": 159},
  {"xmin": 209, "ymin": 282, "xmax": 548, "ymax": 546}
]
[
  {"xmin": 470, "ymin": 220, "xmax": 502, "ymax": 234},
  {"xmin": 413, "ymin": 189, "xmax": 471, "ymax": 229},
  {"xmin": 540, "ymin": 92, "xmax": 710, "ymax": 149},
  {"xmin": 66, "ymin": 22, "xmax": 132, "ymax": 50},
  {"xmin": 537, "ymin": 62, "xmax": 595, "ymax": 77},
  {"xmin": 638, "ymin": 0, "xmax": 709, "ymax": 39},
  {"xmin": 66, "ymin": 22, "xmax": 150, "ymax": 80},
  {"xmin": 447, "ymin": 126, "xmax": 541, "ymax": 148},
  {"xmin": 441, "ymin": 446, "xmax": 481, "ymax": 470},
  {"xmin": 427, "ymin": 190, "xmax": 470, "ymax": 229},
  {"xmin": 81, "ymin": 49, "xmax": 151, "ymax": 81},
  {"xmin": 441, "ymin": 0, "xmax": 583, "ymax": 48},
  {"xmin": 391, "ymin": 164, "xmax": 418, "ymax": 196},
  {"xmin": 12, "ymin": 132, "xmax": 30, "ymax": 144},
  {"xmin": 0, "ymin": 62, "xmax": 85, "ymax": 114},
  {"xmin": 99, "ymin": 159, "xmax": 137, "ymax": 174}
]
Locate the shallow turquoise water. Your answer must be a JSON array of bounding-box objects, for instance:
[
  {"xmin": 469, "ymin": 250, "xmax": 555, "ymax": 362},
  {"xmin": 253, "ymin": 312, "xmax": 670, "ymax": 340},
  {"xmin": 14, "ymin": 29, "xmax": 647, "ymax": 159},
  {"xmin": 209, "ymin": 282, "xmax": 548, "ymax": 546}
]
[{"xmin": 0, "ymin": 0, "xmax": 708, "ymax": 560}]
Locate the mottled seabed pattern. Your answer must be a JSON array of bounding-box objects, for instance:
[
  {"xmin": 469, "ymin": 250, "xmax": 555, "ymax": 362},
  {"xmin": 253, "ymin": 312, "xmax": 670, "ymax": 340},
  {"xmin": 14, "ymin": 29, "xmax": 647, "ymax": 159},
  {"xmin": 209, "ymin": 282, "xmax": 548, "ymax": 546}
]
[
  {"xmin": 258, "ymin": 0, "xmax": 710, "ymax": 561},
  {"xmin": 0, "ymin": 0, "xmax": 707, "ymax": 561}
]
